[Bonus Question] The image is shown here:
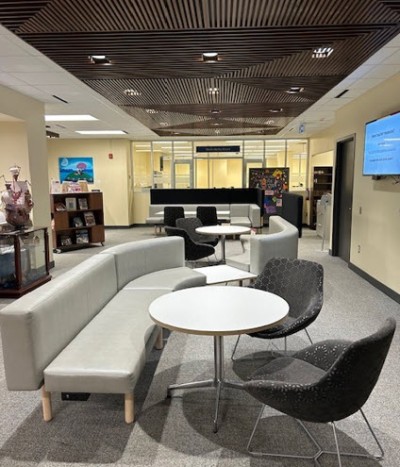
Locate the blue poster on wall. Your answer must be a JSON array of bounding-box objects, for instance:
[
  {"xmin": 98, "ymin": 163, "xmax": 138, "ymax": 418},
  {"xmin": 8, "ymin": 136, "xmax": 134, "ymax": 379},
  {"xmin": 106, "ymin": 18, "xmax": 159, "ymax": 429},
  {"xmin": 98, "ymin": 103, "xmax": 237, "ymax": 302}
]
[{"xmin": 59, "ymin": 157, "xmax": 94, "ymax": 183}]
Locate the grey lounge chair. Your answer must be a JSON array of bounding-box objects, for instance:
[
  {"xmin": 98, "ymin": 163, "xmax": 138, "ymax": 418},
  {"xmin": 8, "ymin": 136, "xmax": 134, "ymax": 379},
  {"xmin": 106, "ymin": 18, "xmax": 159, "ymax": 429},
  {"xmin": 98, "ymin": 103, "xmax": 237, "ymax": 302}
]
[{"xmin": 243, "ymin": 317, "xmax": 396, "ymax": 465}]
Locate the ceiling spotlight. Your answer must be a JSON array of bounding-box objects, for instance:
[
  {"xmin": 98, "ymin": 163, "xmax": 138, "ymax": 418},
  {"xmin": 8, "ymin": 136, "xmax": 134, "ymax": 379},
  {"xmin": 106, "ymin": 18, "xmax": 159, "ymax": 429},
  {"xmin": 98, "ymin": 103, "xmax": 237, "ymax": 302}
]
[
  {"xmin": 88, "ymin": 54, "xmax": 111, "ymax": 65},
  {"xmin": 145, "ymin": 109, "xmax": 158, "ymax": 114},
  {"xmin": 124, "ymin": 88, "xmax": 141, "ymax": 96},
  {"xmin": 265, "ymin": 119, "xmax": 275, "ymax": 125},
  {"xmin": 208, "ymin": 87, "xmax": 219, "ymax": 95},
  {"xmin": 159, "ymin": 122, "xmax": 169, "ymax": 126},
  {"xmin": 211, "ymin": 109, "xmax": 221, "ymax": 114},
  {"xmin": 202, "ymin": 52, "xmax": 219, "ymax": 62},
  {"xmin": 215, "ymin": 129, "xmax": 221, "ymax": 134},
  {"xmin": 286, "ymin": 86, "xmax": 304, "ymax": 94},
  {"xmin": 269, "ymin": 108, "xmax": 283, "ymax": 113},
  {"xmin": 312, "ymin": 47, "xmax": 334, "ymax": 58}
]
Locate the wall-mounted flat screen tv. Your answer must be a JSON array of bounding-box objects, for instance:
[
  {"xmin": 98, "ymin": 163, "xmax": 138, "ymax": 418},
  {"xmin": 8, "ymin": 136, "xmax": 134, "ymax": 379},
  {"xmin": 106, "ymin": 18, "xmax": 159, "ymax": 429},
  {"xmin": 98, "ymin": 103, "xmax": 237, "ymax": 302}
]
[{"xmin": 363, "ymin": 111, "xmax": 400, "ymax": 176}]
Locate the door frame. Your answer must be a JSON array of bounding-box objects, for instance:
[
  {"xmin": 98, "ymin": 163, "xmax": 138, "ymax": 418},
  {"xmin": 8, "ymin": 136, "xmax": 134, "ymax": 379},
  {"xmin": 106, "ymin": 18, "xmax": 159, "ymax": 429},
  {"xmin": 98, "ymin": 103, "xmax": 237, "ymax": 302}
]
[{"xmin": 331, "ymin": 134, "xmax": 356, "ymax": 258}]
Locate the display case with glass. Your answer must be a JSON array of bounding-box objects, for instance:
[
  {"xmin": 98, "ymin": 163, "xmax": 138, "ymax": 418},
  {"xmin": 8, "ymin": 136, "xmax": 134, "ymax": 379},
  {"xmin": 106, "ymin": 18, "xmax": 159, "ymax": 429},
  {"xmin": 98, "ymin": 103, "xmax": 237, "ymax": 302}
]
[{"xmin": 0, "ymin": 227, "xmax": 50, "ymax": 297}]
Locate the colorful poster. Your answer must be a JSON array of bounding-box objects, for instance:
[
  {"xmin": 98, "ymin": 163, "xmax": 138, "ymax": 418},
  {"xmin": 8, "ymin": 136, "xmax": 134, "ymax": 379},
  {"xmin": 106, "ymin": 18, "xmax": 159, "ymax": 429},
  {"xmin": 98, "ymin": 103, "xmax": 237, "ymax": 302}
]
[
  {"xmin": 249, "ymin": 168, "xmax": 289, "ymax": 222},
  {"xmin": 59, "ymin": 157, "xmax": 94, "ymax": 183}
]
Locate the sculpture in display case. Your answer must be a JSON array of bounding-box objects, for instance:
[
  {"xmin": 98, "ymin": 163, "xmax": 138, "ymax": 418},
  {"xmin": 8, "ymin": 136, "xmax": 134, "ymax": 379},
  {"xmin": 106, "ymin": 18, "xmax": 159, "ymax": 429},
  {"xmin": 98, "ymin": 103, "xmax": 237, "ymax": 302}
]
[{"xmin": 0, "ymin": 165, "xmax": 34, "ymax": 230}]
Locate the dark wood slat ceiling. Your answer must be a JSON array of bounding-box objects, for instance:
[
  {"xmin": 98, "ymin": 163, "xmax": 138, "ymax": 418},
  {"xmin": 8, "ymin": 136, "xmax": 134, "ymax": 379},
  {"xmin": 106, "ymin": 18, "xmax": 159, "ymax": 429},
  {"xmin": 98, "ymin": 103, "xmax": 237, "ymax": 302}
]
[{"xmin": 0, "ymin": 0, "xmax": 399, "ymax": 136}]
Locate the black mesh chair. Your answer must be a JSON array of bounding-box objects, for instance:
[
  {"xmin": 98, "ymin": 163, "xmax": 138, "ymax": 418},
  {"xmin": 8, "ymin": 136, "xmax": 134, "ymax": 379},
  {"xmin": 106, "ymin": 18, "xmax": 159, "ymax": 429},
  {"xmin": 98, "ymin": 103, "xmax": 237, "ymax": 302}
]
[
  {"xmin": 232, "ymin": 257, "xmax": 324, "ymax": 359},
  {"xmin": 165, "ymin": 226, "xmax": 215, "ymax": 263},
  {"xmin": 163, "ymin": 206, "xmax": 185, "ymax": 227},
  {"xmin": 176, "ymin": 217, "xmax": 219, "ymax": 247},
  {"xmin": 196, "ymin": 206, "xmax": 219, "ymax": 226},
  {"xmin": 243, "ymin": 317, "xmax": 396, "ymax": 465}
]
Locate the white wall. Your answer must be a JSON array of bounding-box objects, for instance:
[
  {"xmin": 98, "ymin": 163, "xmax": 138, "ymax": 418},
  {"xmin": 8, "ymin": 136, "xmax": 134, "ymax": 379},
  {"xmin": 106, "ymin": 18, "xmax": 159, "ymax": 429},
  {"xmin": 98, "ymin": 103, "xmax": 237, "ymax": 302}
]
[{"xmin": 310, "ymin": 73, "xmax": 400, "ymax": 294}]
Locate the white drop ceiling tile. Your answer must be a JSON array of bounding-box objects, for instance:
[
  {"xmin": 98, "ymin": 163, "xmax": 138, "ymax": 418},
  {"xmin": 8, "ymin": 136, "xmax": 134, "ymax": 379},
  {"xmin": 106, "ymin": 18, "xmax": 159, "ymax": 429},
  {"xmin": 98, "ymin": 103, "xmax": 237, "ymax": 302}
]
[
  {"xmin": 0, "ymin": 35, "xmax": 30, "ymax": 57},
  {"xmin": 12, "ymin": 72, "xmax": 76, "ymax": 85},
  {"xmin": 366, "ymin": 64, "xmax": 400, "ymax": 79},
  {"xmin": 34, "ymin": 84, "xmax": 92, "ymax": 101},
  {"xmin": 0, "ymin": 72, "xmax": 28, "ymax": 86},
  {"xmin": 0, "ymin": 55, "xmax": 52, "ymax": 73},
  {"xmin": 346, "ymin": 64, "xmax": 375, "ymax": 79},
  {"xmin": 349, "ymin": 78, "xmax": 384, "ymax": 90},
  {"xmin": 382, "ymin": 49, "xmax": 400, "ymax": 64},
  {"xmin": 7, "ymin": 85, "xmax": 53, "ymax": 101}
]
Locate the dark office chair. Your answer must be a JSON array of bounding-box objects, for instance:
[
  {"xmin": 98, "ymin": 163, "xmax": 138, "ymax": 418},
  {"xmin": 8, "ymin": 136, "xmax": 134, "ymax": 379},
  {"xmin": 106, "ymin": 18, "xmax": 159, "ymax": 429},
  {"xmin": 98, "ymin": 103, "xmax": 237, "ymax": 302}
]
[
  {"xmin": 165, "ymin": 226, "xmax": 215, "ymax": 263},
  {"xmin": 163, "ymin": 206, "xmax": 185, "ymax": 227},
  {"xmin": 196, "ymin": 206, "xmax": 219, "ymax": 226},
  {"xmin": 232, "ymin": 257, "xmax": 324, "ymax": 359},
  {"xmin": 244, "ymin": 317, "xmax": 396, "ymax": 465},
  {"xmin": 176, "ymin": 217, "xmax": 219, "ymax": 247}
]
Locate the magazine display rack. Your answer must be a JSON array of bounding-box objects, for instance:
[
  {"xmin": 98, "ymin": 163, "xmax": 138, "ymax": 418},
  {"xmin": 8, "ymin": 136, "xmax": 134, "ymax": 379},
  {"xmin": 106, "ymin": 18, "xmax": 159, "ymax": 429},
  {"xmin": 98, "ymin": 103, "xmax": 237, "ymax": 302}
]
[
  {"xmin": 50, "ymin": 192, "xmax": 105, "ymax": 252},
  {"xmin": 0, "ymin": 227, "xmax": 50, "ymax": 297}
]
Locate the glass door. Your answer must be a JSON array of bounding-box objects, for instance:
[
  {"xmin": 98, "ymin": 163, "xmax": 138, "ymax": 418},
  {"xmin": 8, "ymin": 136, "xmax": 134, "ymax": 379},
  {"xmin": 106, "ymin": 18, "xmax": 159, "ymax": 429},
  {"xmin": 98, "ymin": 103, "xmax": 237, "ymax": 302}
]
[{"xmin": 174, "ymin": 160, "xmax": 193, "ymax": 188}]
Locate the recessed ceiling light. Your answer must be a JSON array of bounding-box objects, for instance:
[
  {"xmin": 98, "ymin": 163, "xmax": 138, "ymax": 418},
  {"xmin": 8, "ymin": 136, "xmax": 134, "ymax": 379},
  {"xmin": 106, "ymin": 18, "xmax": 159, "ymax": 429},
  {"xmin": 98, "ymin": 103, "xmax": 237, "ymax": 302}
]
[
  {"xmin": 202, "ymin": 52, "xmax": 219, "ymax": 62},
  {"xmin": 269, "ymin": 108, "xmax": 283, "ymax": 113},
  {"xmin": 264, "ymin": 119, "xmax": 275, "ymax": 124},
  {"xmin": 312, "ymin": 47, "xmax": 333, "ymax": 58},
  {"xmin": 159, "ymin": 122, "xmax": 169, "ymax": 126},
  {"xmin": 286, "ymin": 86, "xmax": 304, "ymax": 94},
  {"xmin": 215, "ymin": 129, "xmax": 221, "ymax": 134},
  {"xmin": 213, "ymin": 122, "xmax": 220, "ymax": 126},
  {"xmin": 208, "ymin": 87, "xmax": 219, "ymax": 95},
  {"xmin": 45, "ymin": 114, "xmax": 98, "ymax": 122},
  {"xmin": 145, "ymin": 109, "xmax": 158, "ymax": 114},
  {"xmin": 211, "ymin": 109, "xmax": 221, "ymax": 114},
  {"xmin": 46, "ymin": 130, "xmax": 59, "ymax": 138},
  {"xmin": 124, "ymin": 88, "xmax": 141, "ymax": 96},
  {"xmin": 75, "ymin": 130, "xmax": 128, "ymax": 135},
  {"xmin": 89, "ymin": 54, "xmax": 111, "ymax": 64}
]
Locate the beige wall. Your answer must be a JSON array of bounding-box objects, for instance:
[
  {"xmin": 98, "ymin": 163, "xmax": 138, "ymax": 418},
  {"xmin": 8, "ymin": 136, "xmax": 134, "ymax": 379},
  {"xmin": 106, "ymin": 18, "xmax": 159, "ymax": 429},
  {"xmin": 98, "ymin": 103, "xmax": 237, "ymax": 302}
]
[
  {"xmin": 0, "ymin": 85, "xmax": 50, "ymax": 242},
  {"xmin": 47, "ymin": 139, "xmax": 133, "ymax": 226},
  {"xmin": 310, "ymin": 73, "xmax": 400, "ymax": 294}
]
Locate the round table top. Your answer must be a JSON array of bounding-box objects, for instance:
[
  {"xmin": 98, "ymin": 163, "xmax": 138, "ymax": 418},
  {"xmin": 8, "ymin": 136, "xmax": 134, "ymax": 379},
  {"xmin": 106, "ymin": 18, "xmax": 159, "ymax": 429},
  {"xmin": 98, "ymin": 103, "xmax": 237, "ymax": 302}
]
[
  {"xmin": 149, "ymin": 286, "xmax": 289, "ymax": 336},
  {"xmin": 196, "ymin": 224, "xmax": 251, "ymax": 236}
]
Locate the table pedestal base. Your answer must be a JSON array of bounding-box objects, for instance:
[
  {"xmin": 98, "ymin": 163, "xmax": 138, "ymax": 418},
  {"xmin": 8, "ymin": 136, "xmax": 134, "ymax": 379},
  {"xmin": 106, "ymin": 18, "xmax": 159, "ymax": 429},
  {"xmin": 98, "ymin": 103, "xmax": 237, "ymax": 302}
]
[{"xmin": 167, "ymin": 335, "xmax": 243, "ymax": 432}]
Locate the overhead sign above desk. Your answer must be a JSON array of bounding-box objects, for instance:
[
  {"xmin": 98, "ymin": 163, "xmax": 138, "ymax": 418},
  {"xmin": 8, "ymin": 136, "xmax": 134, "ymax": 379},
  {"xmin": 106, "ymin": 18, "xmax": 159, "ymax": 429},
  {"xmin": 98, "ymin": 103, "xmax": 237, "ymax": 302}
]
[{"xmin": 196, "ymin": 145, "xmax": 241, "ymax": 153}]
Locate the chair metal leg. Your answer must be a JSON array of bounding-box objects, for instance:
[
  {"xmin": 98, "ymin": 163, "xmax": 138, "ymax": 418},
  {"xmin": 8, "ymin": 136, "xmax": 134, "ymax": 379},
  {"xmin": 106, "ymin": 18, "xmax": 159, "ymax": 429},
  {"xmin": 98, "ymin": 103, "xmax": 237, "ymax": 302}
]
[
  {"xmin": 247, "ymin": 409, "xmax": 385, "ymax": 465},
  {"xmin": 231, "ymin": 335, "xmax": 241, "ymax": 361},
  {"xmin": 305, "ymin": 328, "xmax": 314, "ymax": 344}
]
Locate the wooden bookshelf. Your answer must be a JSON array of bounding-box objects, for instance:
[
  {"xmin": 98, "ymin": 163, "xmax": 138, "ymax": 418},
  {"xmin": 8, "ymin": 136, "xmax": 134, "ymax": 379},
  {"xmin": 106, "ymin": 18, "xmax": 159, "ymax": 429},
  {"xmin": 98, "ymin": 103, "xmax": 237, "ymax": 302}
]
[{"xmin": 50, "ymin": 192, "xmax": 105, "ymax": 252}]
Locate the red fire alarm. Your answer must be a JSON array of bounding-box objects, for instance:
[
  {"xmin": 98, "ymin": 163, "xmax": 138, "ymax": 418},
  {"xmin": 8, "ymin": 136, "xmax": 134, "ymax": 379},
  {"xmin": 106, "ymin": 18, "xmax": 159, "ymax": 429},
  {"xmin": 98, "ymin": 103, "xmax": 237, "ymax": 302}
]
[{"xmin": 108, "ymin": 153, "xmax": 113, "ymax": 159}]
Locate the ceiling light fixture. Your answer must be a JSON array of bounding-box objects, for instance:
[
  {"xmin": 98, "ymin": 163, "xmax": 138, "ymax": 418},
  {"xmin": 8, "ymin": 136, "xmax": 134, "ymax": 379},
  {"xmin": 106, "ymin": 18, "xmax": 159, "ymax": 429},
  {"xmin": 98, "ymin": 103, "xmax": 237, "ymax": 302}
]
[
  {"xmin": 45, "ymin": 114, "xmax": 98, "ymax": 121},
  {"xmin": 269, "ymin": 108, "xmax": 283, "ymax": 113},
  {"xmin": 145, "ymin": 109, "xmax": 158, "ymax": 114},
  {"xmin": 202, "ymin": 52, "xmax": 219, "ymax": 62},
  {"xmin": 286, "ymin": 86, "xmax": 304, "ymax": 94},
  {"xmin": 75, "ymin": 130, "xmax": 128, "ymax": 135},
  {"xmin": 211, "ymin": 109, "xmax": 221, "ymax": 114},
  {"xmin": 89, "ymin": 54, "xmax": 111, "ymax": 65},
  {"xmin": 312, "ymin": 47, "xmax": 334, "ymax": 58},
  {"xmin": 46, "ymin": 130, "xmax": 59, "ymax": 138},
  {"xmin": 124, "ymin": 88, "xmax": 141, "ymax": 96},
  {"xmin": 208, "ymin": 87, "xmax": 219, "ymax": 95},
  {"xmin": 159, "ymin": 122, "xmax": 169, "ymax": 126},
  {"xmin": 264, "ymin": 119, "xmax": 275, "ymax": 125}
]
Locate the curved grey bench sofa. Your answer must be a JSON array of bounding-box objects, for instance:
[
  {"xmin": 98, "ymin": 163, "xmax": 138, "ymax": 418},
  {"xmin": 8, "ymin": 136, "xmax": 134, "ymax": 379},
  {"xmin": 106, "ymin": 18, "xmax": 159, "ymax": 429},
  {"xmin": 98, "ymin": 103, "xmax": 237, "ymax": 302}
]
[
  {"xmin": 0, "ymin": 237, "xmax": 205, "ymax": 424},
  {"xmin": 226, "ymin": 215, "xmax": 299, "ymax": 275}
]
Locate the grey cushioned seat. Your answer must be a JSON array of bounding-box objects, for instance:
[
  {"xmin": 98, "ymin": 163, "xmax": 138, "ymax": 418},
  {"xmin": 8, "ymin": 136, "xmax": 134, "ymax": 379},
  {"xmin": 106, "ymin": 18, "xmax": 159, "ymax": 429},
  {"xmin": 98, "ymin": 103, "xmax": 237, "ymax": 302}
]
[{"xmin": 124, "ymin": 266, "xmax": 206, "ymax": 290}]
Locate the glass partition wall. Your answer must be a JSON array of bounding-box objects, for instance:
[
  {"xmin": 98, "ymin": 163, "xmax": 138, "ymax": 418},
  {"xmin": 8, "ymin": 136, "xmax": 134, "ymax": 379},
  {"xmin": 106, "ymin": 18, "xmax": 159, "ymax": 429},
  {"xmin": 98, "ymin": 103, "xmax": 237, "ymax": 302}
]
[{"xmin": 132, "ymin": 139, "xmax": 308, "ymax": 192}]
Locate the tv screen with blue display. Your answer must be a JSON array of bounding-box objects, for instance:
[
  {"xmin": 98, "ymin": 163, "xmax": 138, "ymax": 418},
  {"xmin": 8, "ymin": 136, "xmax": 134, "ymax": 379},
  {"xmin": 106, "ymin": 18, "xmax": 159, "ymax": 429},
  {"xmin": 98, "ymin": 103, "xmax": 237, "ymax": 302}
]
[{"xmin": 363, "ymin": 111, "xmax": 400, "ymax": 176}]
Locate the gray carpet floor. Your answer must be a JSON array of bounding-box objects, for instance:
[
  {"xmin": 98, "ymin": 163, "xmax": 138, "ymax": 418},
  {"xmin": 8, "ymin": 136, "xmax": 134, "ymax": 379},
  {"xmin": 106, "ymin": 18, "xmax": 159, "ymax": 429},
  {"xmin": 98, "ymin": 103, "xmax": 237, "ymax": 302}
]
[{"xmin": 0, "ymin": 226, "xmax": 399, "ymax": 467}]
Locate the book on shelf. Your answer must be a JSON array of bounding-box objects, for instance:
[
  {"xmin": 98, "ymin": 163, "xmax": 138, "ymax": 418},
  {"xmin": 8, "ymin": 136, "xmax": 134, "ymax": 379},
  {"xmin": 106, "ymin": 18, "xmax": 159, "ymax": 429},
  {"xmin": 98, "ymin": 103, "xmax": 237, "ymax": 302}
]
[
  {"xmin": 60, "ymin": 235, "xmax": 73, "ymax": 247},
  {"xmin": 78, "ymin": 197, "xmax": 89, "ymax": 210},
  {"xmin": 65, "ymin": 197, "xmax": 77, "ymax": 211},
  {"xmin": 75, "ymin": 229, "xmax": 89, "ymax": 244},
  {"xmin": 72, "ymin": 216, "xmax": 84, "ymax": 227},
  {"xmin": 83, "ymin": 211, "xmax": 96, "ymax": 226},
  {"xmin": 55, "ymin": 202, "xmax": 66, "ymax": 211}
]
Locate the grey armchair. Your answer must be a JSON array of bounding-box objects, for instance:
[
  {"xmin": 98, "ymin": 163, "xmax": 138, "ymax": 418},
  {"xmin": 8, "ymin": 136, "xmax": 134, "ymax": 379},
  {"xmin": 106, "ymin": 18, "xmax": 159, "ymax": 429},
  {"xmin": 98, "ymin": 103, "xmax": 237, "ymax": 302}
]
[
  {"xmin": 243, "ymin": 317, "xmax": 396, "ymax": 465},
  {"xmin": 232, "ymin": 257, "xmax": 324, "ymax": 359},
  {"xmin": 176, "ymin": 217, "xmax": 219, "ymax": 247}
]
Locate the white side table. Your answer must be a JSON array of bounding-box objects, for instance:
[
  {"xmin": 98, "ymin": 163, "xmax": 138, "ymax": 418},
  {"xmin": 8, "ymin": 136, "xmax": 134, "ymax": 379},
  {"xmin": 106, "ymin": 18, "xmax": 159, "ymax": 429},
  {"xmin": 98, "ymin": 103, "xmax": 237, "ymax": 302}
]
[{"xmin": 194, "ymin": 264, "xmax": 256, "ymax": 285}]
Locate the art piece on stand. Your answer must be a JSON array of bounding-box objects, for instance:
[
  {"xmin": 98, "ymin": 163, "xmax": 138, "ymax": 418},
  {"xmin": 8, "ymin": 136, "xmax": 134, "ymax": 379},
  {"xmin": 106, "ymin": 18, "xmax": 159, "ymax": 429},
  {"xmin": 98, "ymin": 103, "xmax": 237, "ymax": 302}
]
[
  {"xmin": 58, "ymin": 157, "xmax": 94, "ymax": 183},
  {"xmin": 0, "ymin": 165, "xmax": 34, "ymax": 230},
  {"xmin": 249, "ymin": 168, "xmax": 289, "ymax": 224}
]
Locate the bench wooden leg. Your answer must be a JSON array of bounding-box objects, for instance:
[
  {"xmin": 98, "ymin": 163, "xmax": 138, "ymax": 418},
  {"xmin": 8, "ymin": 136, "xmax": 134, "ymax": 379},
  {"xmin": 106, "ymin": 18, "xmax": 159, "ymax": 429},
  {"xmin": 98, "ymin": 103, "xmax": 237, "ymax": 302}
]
[
  {"xmin": 155, "ymin": 327, "xmax": 164, "ymax": 350},
  {"xmin": 124, "ymin": 393, "xmax": 134, "ymax": 424},
  {"xmin": 41, "ymin": 385, "xmax": 53, "ymax": 422}
]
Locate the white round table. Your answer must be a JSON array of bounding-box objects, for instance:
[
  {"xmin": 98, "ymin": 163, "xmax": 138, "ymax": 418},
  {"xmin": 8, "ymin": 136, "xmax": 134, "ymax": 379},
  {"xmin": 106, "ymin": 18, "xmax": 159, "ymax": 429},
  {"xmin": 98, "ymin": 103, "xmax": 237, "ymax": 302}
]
[
  {"xmin": 149, "ymin": 286, "xmax": 288, "ymax": 432},
  {"xmin": 195, "ymin": 224, "xmax": 251, "ymax": 263}
]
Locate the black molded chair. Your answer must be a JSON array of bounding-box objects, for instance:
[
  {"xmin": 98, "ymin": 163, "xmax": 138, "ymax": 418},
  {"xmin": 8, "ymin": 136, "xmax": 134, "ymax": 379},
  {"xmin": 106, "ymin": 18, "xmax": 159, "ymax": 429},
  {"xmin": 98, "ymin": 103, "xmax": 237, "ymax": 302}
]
[
  {"xmin": 164, "ymin": 206, "xmax": 185, "ymax": 227},
  {"xmin": 232, "ymin": 257, "xmax": 324, "ymax": 359},
  {"xmin": 243, "ymin": 317, "xmax": 396, "ymax": 465},
  {"xmin": 196, "ymin": 206, "xmax": 218, "ymax": 226},
  {"xmin": 176, "ymin": 217, "xmax": 219, "ymax": 247},
  {"xmin": 165, "ymin": 226, "xmax": 215, "ymax": 263}
]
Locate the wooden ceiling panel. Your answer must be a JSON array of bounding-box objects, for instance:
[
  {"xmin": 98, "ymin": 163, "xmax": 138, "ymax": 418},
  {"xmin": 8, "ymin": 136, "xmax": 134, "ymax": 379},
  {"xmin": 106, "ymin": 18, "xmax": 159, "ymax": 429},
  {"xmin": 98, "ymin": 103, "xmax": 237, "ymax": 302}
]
[{"xmin": 0, "ymin": 0, "xmax": 399, "ymax": 136}]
